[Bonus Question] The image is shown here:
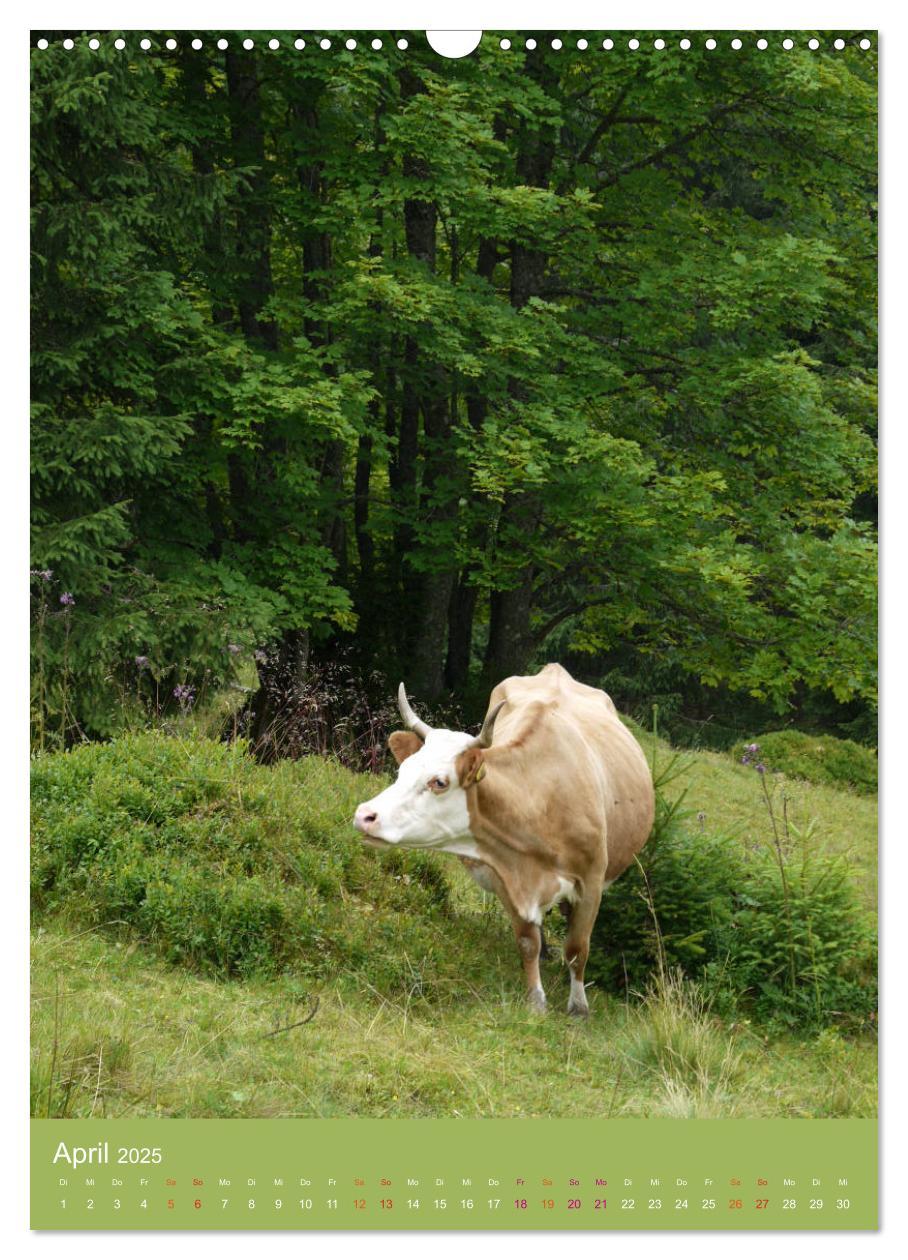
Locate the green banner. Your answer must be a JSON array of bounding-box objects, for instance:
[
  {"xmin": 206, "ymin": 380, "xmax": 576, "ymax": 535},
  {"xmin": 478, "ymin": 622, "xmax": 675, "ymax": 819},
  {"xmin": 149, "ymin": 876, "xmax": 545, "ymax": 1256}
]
[{"xmin": 31, "ymin": 1118, "xmax": 877, "ymax": 1230}]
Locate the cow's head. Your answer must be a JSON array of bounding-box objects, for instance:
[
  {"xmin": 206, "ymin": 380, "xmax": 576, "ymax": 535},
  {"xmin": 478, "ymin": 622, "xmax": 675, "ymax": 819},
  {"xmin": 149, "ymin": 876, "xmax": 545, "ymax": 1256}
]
[{"xmin": 352, "ymin": 685, "xmax": 503, "ymax": 848}]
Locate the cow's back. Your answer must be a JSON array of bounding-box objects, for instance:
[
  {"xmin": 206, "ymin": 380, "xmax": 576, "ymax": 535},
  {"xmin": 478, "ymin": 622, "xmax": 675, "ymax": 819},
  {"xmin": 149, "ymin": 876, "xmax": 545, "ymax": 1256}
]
[{"xmin": 486, "ymin": 664, "xmax": 654, "ymax": 882}]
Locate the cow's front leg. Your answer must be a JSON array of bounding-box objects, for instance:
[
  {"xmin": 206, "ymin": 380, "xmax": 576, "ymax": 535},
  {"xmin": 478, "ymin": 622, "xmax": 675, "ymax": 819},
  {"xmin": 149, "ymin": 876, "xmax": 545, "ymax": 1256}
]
[{"xmin": 514, "ymin": 920, "xmax": 546, "ymax": 1013}]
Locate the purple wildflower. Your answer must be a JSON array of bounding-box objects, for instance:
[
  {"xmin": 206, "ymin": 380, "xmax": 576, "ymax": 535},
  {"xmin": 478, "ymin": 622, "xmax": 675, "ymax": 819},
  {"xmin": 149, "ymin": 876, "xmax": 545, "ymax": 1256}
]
[
  {"xmin": 227, "ymin": 643, "xmax": 241, "ymax": 655},
  {"xmin": 173, "ymin": 684, "xmax": 195, "ymax": 707},
  {"xmin": 755, "ymin": 763, "xmax": 766, "ymax": 775},
  {"xmin": 134, "ymin": 655, "xmax": 149, "ymax": 669},
  {"xmin": 253, "ymin": 649, "xmax": 268, "ymax": 664},
  {"xmin": 746, "ymin": 742, "xmax": 760, "ymax": 754},
  {"xmin": 59, "ymin": 592, "xmax": 75, "ymax": 606},
  {"xmin": 30, "ymin": 569, "xmax": 53, "ymax": 582}
]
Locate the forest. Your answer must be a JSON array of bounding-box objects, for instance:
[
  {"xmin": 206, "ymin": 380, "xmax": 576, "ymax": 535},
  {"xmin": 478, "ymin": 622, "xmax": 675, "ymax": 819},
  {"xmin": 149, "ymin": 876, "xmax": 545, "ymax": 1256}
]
[{"xmin": 31, "ymin": 33, "xmax": 877, "ymax": 755}]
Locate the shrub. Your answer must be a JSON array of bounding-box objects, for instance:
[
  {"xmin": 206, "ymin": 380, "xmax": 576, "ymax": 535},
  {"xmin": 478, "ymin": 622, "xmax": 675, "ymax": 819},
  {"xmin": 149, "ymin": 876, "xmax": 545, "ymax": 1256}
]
[
  {"xmin": 740, "ymin": 730, "xmax": 877, "ymax": 795},
  {"xmin": 587, "ymin": 786, "xmax": 877, "ymax": 1033},
  {"xmin": 31, "ymin": 733, "xmax": 467, "ymax": 989}
]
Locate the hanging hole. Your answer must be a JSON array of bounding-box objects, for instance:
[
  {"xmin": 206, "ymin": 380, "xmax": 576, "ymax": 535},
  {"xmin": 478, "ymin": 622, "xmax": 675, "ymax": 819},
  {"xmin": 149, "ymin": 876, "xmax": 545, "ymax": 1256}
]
[{"xmin": 425, "ymin": 31, "xmax": 481, "ymax": 57}]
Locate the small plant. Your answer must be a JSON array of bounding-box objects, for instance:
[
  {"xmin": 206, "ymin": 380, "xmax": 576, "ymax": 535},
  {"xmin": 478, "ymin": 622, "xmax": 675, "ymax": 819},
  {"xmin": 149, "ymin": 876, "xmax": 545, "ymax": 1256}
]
[{"xmin": 587, "ymin": 711, "xmax": 877, "ymax": 1033}]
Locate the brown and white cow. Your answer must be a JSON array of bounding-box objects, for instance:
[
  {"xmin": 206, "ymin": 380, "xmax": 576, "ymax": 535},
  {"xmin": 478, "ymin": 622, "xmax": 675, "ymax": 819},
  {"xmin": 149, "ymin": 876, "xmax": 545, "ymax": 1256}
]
[{"xmin": 353, "ymin": 663, "xmax": 655, "ymax": 1016}]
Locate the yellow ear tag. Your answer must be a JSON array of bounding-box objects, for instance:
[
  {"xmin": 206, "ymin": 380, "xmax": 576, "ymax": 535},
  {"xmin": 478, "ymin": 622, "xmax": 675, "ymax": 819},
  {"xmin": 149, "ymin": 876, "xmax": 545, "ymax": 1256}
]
[{"xmin": 475, "ymin": 762, "xmax": 486, "ymax": 783}]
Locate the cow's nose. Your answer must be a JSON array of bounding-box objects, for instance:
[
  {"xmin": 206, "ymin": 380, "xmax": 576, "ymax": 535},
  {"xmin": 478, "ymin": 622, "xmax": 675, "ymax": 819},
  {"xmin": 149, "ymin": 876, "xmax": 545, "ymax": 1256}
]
[{"xmin": 354, "ymin": 804, "xmax": 379, "ymax": 834}]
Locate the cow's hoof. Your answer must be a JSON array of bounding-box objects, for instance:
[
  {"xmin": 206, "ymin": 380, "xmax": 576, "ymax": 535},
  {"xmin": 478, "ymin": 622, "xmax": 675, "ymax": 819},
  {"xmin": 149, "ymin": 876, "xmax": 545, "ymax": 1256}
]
[
  {"xmin": 567, "ymin": 1001, "xmax": 590, "ymax": 1019},
  {"xmin": 528, "ymin": 988, "xmax": 547, "ymax": 1014}
]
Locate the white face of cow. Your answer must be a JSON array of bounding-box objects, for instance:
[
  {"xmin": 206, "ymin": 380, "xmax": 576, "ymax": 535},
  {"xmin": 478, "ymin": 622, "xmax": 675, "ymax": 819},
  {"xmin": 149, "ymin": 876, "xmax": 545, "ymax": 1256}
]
[{"xmin": 353, "ymin": 728, "xmax": 477, "ymax": 848}]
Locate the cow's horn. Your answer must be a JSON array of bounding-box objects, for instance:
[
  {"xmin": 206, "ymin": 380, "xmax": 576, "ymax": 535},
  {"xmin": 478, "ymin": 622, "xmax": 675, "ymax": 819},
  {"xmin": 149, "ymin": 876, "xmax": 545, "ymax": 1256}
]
[
  {"xmin": 476, "ymin": 700, "xmax": 506, "ymax": 748},
  {"xmin": 397, "ymin": 683, "xmax": 432, "ymax": 740}
]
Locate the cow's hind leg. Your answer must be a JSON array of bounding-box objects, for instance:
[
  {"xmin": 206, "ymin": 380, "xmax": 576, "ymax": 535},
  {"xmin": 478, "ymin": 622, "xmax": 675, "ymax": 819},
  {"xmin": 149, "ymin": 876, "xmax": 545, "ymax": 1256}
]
[{"xmin": 564, "ymin": 889, "xmax": 602, "ymax": 1018}]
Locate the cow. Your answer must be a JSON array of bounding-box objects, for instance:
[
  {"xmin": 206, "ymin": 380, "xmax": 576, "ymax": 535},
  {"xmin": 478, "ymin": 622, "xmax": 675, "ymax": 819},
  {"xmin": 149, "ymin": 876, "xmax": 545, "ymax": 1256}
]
[{"xmin": 353, "ymin": 663, "xmax": 655, "ymax": 1016}]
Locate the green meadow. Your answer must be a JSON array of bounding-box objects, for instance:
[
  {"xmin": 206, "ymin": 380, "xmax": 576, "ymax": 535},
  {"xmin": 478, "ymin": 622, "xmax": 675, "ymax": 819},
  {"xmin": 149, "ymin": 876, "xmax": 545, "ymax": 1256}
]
[{"xmin": 30, "ymin": 727, "xmax": 877, "ymax": 1121}]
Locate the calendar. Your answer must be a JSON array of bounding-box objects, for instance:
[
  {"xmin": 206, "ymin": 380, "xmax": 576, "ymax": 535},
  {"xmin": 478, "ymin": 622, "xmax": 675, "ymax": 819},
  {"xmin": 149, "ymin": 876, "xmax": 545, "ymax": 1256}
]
[
  {"xmin": 31, "ymin": 1119, "xmax": 876, "ymax": 1229},
  {"xmin": 30, "ymin": 22, "xmax": 879, "ymax": 1239}
]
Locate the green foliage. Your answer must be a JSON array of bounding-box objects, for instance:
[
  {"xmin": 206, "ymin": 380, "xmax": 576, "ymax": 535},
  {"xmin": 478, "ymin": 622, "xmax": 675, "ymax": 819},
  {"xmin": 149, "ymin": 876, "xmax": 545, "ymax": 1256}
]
[
  {"xmin": 746, "ymin": 730, "xmax": 877, "ymax": 795},
  {"xmin": 587, "ymin": 787, "xmax": 876, "ymax": 1032},
  {"xmin": 31, "ymin": 34, "xmax": 877, "ymax": 740},
  {"xmin": 30, "ymin": 733, "xmax": 457, "ymax": 986}
]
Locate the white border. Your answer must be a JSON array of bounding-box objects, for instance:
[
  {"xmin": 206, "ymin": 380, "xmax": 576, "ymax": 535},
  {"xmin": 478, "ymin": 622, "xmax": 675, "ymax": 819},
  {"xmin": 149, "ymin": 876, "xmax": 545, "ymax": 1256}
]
[{"xmin": 5, "ymin": 2, "xmax": 902, "ymax": 1256}]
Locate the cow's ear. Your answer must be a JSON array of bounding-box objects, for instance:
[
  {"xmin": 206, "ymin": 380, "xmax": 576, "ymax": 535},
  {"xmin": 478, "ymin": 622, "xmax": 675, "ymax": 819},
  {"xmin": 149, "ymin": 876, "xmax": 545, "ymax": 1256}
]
[
  {"xmin": 457, "ymin": 747, "xmax": 486, "ymax": 788},
  {"xmin": 388, "ymin": 730, "xmax": 423, "ymax": 765}
]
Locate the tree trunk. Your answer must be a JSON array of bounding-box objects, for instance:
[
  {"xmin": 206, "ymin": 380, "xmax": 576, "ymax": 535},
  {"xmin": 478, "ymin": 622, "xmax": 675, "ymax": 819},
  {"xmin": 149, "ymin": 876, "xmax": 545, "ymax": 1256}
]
[
  {"xmin": 225, "ymin": 50, "xmax": 278, "ymax": 351},
  {"xmin": 392, "ymin": 67, "xmax": 457, "ymax": 700},
  {"xmin": 485, "ymin": 572, "xmax": 536, "ymax": 682},
  {"xmin": 484, "ymin": 64, "xmax": 557, "ymax": 685}
]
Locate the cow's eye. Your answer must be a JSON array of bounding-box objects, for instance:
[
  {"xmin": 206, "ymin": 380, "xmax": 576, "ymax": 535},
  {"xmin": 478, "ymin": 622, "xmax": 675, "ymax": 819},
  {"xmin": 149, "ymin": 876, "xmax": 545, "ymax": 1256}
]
[{"xmin": 427, "ymin": 775, "xmax": 449, "ymax": 793}]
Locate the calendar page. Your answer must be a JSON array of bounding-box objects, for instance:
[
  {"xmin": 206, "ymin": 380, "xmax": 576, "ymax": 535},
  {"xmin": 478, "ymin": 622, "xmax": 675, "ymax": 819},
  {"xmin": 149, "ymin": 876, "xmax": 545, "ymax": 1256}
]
[{"xmin": 29, "ymin": 26, "xmax": 878, "ymax": 1233}]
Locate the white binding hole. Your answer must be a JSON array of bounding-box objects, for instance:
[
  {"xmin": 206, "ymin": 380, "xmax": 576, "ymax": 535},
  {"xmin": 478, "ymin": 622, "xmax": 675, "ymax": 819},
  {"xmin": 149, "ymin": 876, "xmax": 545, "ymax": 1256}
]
[
  {"xmin": 346, "ymin": 38, "xmax": 356, "ymax": 50},
  {"xmin": 397, "ymin": 38, "xmax": 408, "ymax": 50},
  {"xmin": 551, "ymin": 38, "xmax": 562, "ymax": 50},
  {"xmin": 576, "ymin": 38, "xmax": 588, "ymax": 50},
  {"xmin": 36, "ymin": 37, "xmax": 48, "ymax": 49},
  {"xmin": 679, "ymin": 38, "xmax": 691, "ymax": 50},
  {"xmin": 834, "ymin": 38, "xmax": 845, "ymax": 50},
  {"xmin": 140, "ymin": 38, "xmax": 151, "ymax": 50},
  {"xmin": 757, "ymin": 37, "xmax": 768, "ymax": 49},
  {"xmin": 500, "ymin": 38, "xmax": 510, "ymax": 50},
  {"xmin": 426, "ymin": 31, "xmax": 479, "ymax": 56},
  {"xmin": 166, "ymin": 38, "xmax": 177, "ymax": 50},
  {"xmin": 808, "ymin": 38, "xmax": 820, "ymax": 50},
  {"xmin": 628, "ymin": 38, "xmax": 639, "ymax": 50},
  {"xmin": 783, "ymin": 38, "xmax": 794, "ymax": 49},
  {"xmin": 705, "ymin": 37, "xmax": 717, "ymax": 50},
  {"xmin": 191, "ymin": 38, "xmax": 202, "ymax": 50},
  {"xmin": 243, "ymin": 38, "xmax": 254, "ymax": 50},
  {"xmin": 654, "ymin": 38, "xmax": 665, "ymax": 50},
  {"xmin": 526, "ymin": 38, "xmax": 537, "ymax": 50},
  {"xmin": 860, "ymin": 38, "xmax": 871, "ymax": 50},
  {"xmin": 88, "ymin": 37, "xmax": 100, "ymax": 50},
  {"xmin": 62, "ymin": 38, "xmax": 74, "ymax": 49},
  {"xmin": 295, "ymin": 38, "xmax": 305, "ymax": 50},
  {"xmin": 217, "ymin": 38, "xmax": 228, "ymax": 50},
  {"xmin": 731, "ymin": 37, "xmax": 742, "ymax": 50},
  {"xmin": 371, "ymin": 38, "xmax": 382, "ymax": 49},
  {"xmin": 320, "ymin": 38, "xmax": 331, "ymax": 50},
  {"xmin": 602, "ymin": 38, "xmax": 613, "ymax": 50},
  {"xmin": 269, "ymin": 39, "xmax": 280, "ymax": 50}
]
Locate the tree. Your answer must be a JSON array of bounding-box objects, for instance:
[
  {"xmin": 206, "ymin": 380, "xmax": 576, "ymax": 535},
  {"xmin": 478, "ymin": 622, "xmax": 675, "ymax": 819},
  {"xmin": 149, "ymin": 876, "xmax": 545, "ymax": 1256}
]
[{"xmin": 31, "ymin": 32, "xmax": 877, "ymax": 747}]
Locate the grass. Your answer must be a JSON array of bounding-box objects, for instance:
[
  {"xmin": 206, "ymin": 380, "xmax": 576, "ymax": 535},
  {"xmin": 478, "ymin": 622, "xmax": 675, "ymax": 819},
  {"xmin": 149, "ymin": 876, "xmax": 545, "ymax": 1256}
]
[
  {"xmin": 30, "ymin": 723, "xmax": 877, "ymax": 1121},
  {"xmin": 31, "ymin": 915, "xmax": 876, "ymax": 1121}
]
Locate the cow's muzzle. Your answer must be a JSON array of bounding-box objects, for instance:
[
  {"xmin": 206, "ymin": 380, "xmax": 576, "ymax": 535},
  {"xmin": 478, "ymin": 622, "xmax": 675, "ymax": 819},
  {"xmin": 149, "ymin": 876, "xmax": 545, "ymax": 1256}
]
[{"xmin": 353, "ymin": 803, "xmax": 382, "ymax": 837}]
